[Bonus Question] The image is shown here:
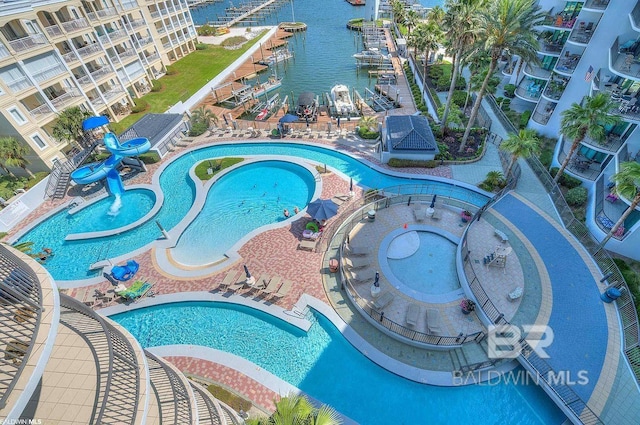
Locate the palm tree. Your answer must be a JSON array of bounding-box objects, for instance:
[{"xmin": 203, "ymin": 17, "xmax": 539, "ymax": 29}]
[
  {"xmin": 191, "ymin": 106, "xmax": 218, "ymax": 128},
  {"xmin": 359, "ymin": 115, "xmax": 378, "ymax": 132},
  {"xmin": 500, "ymin": 129, "xmax": 540, "ymax": 179},
  {"xmin": 409, "ymin": 22, "xmax": 442, "ymax": 85},
  {"xmin": 427, "ymin": 5, "xmax": 446, "ymax": 25},
  {"xmin": 246, "ymin": 394, "xmax": 342, "ymax": 425},
  {"xmin": 0, "ymin": 137, "xmax": 32, "ymax": 177},
  {"xmin": 459, "ymin": 0, "xmax": 543, "ymax": 152},
  {"xmin": 404, "ymin": 10, "xmax": 421, "ymax": 37},
  {"xmin": 440, "ymin": 0, "xmax": 486, "ymax": 133},
  {"xmin": 52, "ymin": 106, "xmax": 92, "ymax": 149},
  {"xmin": 599, "ymin": 162, "xmax": 640, "ymax": 247},
  {"xmin": 391, "ymin": 0, "xmax": 406, "ymax": 26},
  {"xmin": 554, "ymin": 93, "xmax": 620, "ymax": 183}
]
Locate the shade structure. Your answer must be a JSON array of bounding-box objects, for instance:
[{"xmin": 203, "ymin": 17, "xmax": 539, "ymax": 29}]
[
  {"xmin": 279, "ymin": 114, "xmax": 299, "ymax": 123},
  {"xmin": 306, "ymin": 198, "xmax": 339, "ymax": 221},
  {"xmin": 243, "ymin": 264, "xmax": 251, "ymax": 279}
]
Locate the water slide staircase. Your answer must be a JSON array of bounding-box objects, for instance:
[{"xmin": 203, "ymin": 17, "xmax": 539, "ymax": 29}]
[{"xmin": 44, "ymin": 140, "xmax": 100, "ymax": 199}]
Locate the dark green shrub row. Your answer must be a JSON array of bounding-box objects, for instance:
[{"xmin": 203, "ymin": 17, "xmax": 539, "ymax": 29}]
[
  {"xmin": 520, "ymin": 110, "xmax": 532, "ymax": 128},
  {"xmin": 189, "ymin": 121, "xmax": 208, "ymax": 137},
  {"xmin": 138, "ymin": 152, "xmax": 160, "ymax": 164},
  {"xmin": 358, "ymin": 128, "xmax": 379, "ymax": 139},
  {"xmin": 151, "ymin": 80, "xmax": 162, "ymax": 92},
  {"xmin": 550, "ymin": 167, "xmax": 582, "ymax": 188},
  {"xmin": 613, "ymin": 259, "xmax": 640, "ymax": 318},
  {"xmin": 451, "ymin": 90, "xmax": 467, "ymax": 108},
  {"xmin": 207, "ymin": 384, "xmax": 252, "ymax": 412},
  {"xmin": 503, "ymin": 84, "xmax": 516, "ymax": 98},
  {"xmin": 565, "ymin": 187, "xmax": 587, "ymax": 206},
  {"xmin": 131, "ymin": 99, "xmax": 148, "ymax": 113},
  {"xmin": 435, "ymin": 142, "xmax": 453, "ymax": 161},
  {"xmin": 195, "ymin": 43, "xmax": 208, "ymax": 50},
  {"xmin": 197, "ymin": 25, "xmax": 216, "ymax": 36},
  {"xmin": 388, "ymin": 158, "xmax": 439, "ymax": 168}
]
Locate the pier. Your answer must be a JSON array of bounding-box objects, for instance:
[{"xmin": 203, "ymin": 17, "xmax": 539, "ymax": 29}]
[{"xmin": 209, "ymin": 0, "xmax": 288, "ymax": 27}]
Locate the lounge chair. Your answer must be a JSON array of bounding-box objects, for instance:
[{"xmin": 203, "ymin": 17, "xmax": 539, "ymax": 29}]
[
  {"xmin": 343, "ymin": 257, "xmax": 369, "ymax": 270},
  {"xmin": 413, "ymin": 206, "xmax": 426, "ymax": 222},
  {"xmin": 508, "ymin": 286, "xmax": 523, "ymax": 301},
  {"xmin": 271, "ymin": 279, "xmax": 293, "ymax": 300},
  {"xmin": 426, "ymin": 308, "xmax": 442, "ymax": 334},
  {"xmin": 298, "ymin": 239, "xmax": 316, "ymax": 251},
  {"xmin": 494, "ymin": 229, "xmax": 509, "ymax": 243},
  {"xmin": 430, "ymin": 208, "xmax": 441, "ymax": 220},
  {"xmin": 218, "ymin": 270, "xmax": 240, "ymax": 291},
  {"xmin": 373, "ymin": 291, "xmax": 394, "ymax": 311},
  {"xmin": 228, "ymin": 277, "xmax": 246, "ymax": 292},
  {"xmin": 345, "ymin": 244, "xmax": 371, "ymax": 256},
  {"xmin": 406, "ymin": 303, "xmax": 420, "ymax": 327},
  {"xmin": 334, "ymin": 193, "xmax": 351, "ymax": 201},
  {"xmin": 331, "ymin": 196, "xmax": 346, "ymax": 206},
  {"xmin": 348, "ymin": 269, "xmax": 375, "ymax": 283},
  {"xmin": 116, "ymin": 280, "xmax": 154, "ymax": 302},
  {"xmin": 248, "ymin": 274, "xmax": 270, "ymax": 292},
  {"xmin": 110, "ymin": 260, "xmax": 140, "ymax": 282},
  {"xmin": 261, "ymin": 276, "xmax": 282, "ymax": 296}
]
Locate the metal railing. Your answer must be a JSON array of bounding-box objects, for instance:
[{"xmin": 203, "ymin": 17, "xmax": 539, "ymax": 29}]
[
  {"xmin": 485, "ymin": 95, "xmax": 518, "ymax": 134},
  {"xmin": 145, "ymin": 351, "xmax": 193, "ymax": 424},
  {"xmin": 5, "ymin": 76, "xmax": 31, "ymax": 93},
  {"xmin": 28, "ymin": 103, "xmax": 54, "ymax": 119},
  {"xmin": 0, "ymin": 246, "xmax": 43, "ymax": 409},
  {"xmin": 61, "ymin": 17, "xmax": 90, "ymax": 33},
  {"xmin": 31, "ymin": 62, "xmax": 66, "ymax": 84},
  {"xmin": 60, "ymin": 295, "xmax": 140, "ymax": 424},
  {"xmin": 526, "ymin": 155, "xmax": 640, "ymax": 384},
  {"xmin": 8, "ymin": 33, "xmax": 47, "ymax": 53},
  {"xmin": 44, "ymin": 25, "xmax": 63, "ymax": 38},
  {"xmin": 51, "ymin": 88, "xmax": 83, "ymax": 109}
]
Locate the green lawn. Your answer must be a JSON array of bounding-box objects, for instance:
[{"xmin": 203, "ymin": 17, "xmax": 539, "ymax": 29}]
[{"xmin": 110, "ymin": 31, "xmax": 267, "ymax": 134}]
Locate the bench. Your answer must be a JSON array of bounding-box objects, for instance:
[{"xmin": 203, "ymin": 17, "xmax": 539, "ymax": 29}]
[
  {"xmin": 494, "ymin": 229, "xmax": 509, "ymax": 243},
  {"xmin": 426, "ymin": 308, "xmax": 442, "ymax": 334},
  {"xmin": 373, "ymin": 291, "xmax": 394, "ymax": 311}
]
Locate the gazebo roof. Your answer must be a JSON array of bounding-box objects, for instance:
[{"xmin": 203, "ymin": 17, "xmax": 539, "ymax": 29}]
[{"xmin": 386, "ymin": 115, "xmax": 438, "ymax": 152}]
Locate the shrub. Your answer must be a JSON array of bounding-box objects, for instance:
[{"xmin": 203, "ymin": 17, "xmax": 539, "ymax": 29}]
[
  {"xmin": 138, "ymin": 152, "xmax": 160, "ymax": 164},
  {"xmin": 550, "ymin": 167, "xmax": 583, "ymax": 188},
  {"xmin": 435, "ymin": 142, "xmax": 453, "ymax": 160},
  {"xmin": 504, "ymin": 84, "xmax": 516, "ymax": 98},
  {"xmin": 520, "ymin": 110, "xmax": 532, "ymax": 128},
  {"xmin": 539, "ymin": 149, "xmax": 553, "ymax": 168},
  {"xmin": 150, "ymin": 80, "xmax": 162, "ymax": 92},
  {"xmin": 189, "ymin": 121, "xmax": 208, "ymax": 136},
  {"xmin": 613, "ymin": 258, "xmax": 640, "ymax": 317},
  {"xmin": 197, "ymin": 25, "xmax": 215, "ymax": 36},
  {"xmin": 207, "ymin": 384, "xmax": 252, "ymax": 413},
  {"xmin": 566, "ymin": 187, "xmax": 588, "ymax": 206},
  {"xmin": 221, "ymin": 36, "xmax": 247, "ymax": 47},
  {"xmin": 165, "ymin": 67, "xmax": 177, "ymax": 76},
  {"xmin": 388, "ymin": 158, "xmax": 439, "ymax": 168},
  {"xmin": 451, "ymin": 90, "xmax": 467, "ymax": 107},
  {"xmin": 358, "ymin": 127, "xmax": 379, "ymax": 139},
  {"xmin": 195, "ymin": 43, "xmax": 208, "ymax": 50},
  {"xmin": 131, "ymin": 99, "xmax": 148, "ymax": 113}
]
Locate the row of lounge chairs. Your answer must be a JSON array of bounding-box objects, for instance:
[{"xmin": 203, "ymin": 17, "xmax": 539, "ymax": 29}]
[
  {"xmin": 71, "ymin": 279, "xmax": 156, "ymax": 307},
  {"xmin": 218, "ymin": 270, "xmax": 293, "ymax": 300},
  {"xmin": 404, "ymin": 304, "xmax": 443, "ymax": 334}
]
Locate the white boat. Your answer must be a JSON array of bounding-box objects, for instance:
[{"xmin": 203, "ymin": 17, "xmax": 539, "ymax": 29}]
[
  {"xmin": 353, "ymin": 48, "xmax": 389, "ymax": 65},
  {"xmin": 330, "ymin": 84, "xmax": 356, "ymax": 116}
]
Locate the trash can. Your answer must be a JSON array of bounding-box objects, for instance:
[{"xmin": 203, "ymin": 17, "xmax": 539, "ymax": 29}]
[
  {"xmin": 601, "ymin": 287, "xmax": 622, "ymax": 303},
  {"xmin": 367, "ymin": 210, "xmax": 376, "ymax": 221},
  {"xmin": 329, "ymin": 259, "xmax": 339, "ymax": 273}
]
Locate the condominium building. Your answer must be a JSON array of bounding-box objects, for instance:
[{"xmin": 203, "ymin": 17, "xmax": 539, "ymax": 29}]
[
  {"xmin": 0, "ymin": 0, "xmax": 198, "ymax": 173},
  {"xmin": 0, "ymin": 244, "xmax": 242, "ymax": 424},
  {"xmin": 504, "ymin": 0, "xmax": 640, "ymax": 260}
]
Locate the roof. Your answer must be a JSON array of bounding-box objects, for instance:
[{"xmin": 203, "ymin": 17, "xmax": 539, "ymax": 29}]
[
  {"xmin": 119, "ymin": 113, "xmax": 184, "ymax": 146},
  {"xmin": 297, "ymin": 92, "xmax": 315, "ymax": 107},
  {"xmin": 385, "ymin": 115, "xmax": 438, "ymax": 152}
]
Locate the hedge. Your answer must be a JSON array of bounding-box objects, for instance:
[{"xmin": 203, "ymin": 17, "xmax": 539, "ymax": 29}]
[{"xmin": 388, "ymin": 158, "xmax": 439, "ymax": 168}]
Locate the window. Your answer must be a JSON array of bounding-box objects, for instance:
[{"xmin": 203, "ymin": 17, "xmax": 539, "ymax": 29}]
[
  {"xmin": 31, "ymin": 134, "xmax": 47, "ymax": 150},
  {"xmin": 51, "ymin": 156, "xmax": 60, "ymax": 166},
  {"xmin": 8, "ymin": 107, "xmax": 26, "ymax": 125}
]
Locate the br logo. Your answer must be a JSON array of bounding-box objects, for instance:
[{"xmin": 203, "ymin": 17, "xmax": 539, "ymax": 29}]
[{"xmin": 487, "ymin": 324, "xmax": 554, "ymax": 359}]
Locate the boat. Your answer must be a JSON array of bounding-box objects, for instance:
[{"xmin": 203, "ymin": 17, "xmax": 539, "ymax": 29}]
[
  {"xmin": 252, "ymin": 75, "xmax": 282, "ymax": 98},
  {"xmin": 295, "ymin": 92, "xmax": 317, "ymax": 119},
  {"xmin": 254, "ymin": 93, "xmax": 280, "ymax": 121},
  {"xmin": 258, "ymin": 49, "xmax": 293, "ymax": 66},
  {"xmin": 353, "ymin": 48, "xmax": 390, "ymax": 65},
  {"xmin": 330, "ymin": 84, "xmax": 357, "ymax": 116}
]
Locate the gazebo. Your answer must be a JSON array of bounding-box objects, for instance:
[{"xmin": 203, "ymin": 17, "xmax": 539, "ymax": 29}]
[{"xmin": 380, "ymin": 115, "xmax": 439, "ymax": 163}]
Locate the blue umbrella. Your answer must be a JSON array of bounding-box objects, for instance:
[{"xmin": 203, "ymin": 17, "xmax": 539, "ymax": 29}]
[
  {"xmin": 306, "ymin": 198, "xmax": 339, "ymax": 221},
  {"xmin": 243, "ymin": 264, "xmax": 251, "ymax": 279},
  {"xmin": 279, "ymin": 114, "xmax": 299, "ymax": 123}
]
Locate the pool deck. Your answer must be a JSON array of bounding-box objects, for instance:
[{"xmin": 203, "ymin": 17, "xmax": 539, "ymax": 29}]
[{"xmin": 12, "ymin": 125, "xmax": 640, "ymax": 422}]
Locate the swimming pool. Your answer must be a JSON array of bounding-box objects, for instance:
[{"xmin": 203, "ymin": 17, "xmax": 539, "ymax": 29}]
[
  {"xmin": 18, "ymin": 143, "xmax": 489, "ymax": 281},
  {"xmin": 387, "ymin": 231, "xmax": 460, "ymax": 295},
  {"xmin": 171, "ymin": 160, "xmax": 315, "ymax": 265},
  {"xmin": 111, "ymin": 301, "xmax": 565, "ymax": 425}
]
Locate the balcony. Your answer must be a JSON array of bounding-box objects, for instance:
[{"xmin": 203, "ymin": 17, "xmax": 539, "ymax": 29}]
[
  {"xmin": 118, "ymin": 0, "xmax": 139, "ymax": 11},
  {"xmin": 99, "ymin": 28, "xmax": 128, "ymax": 44},
  {"xmin": 555, "ymin": 53, "xmax": 581, "ymax": 75},
  {"xmin": 96, "ymin": 7, "xmax": 118, "ymax": 19},
  {"xmin": 32, "ymin": 63, "xmax": 67, "ymax": 84},
  {"xmin": 8, "ymin": 33, "xmax": 48, "ymax": 53},
  {"xmin": 542, "ymin": 14, "xmax": 577, "ymax": 30},
  {"xmin": 6, "ymin": 75, "xmax": 32, "ymax": 93},
  {"xmin": 537, "ymin": 39, "xmax": 564, "ymax": 56},
  {"xmin": 61, "ymin": 18, "xmax": 90, "ymax": 33},
  {"xmin": 144, "ymin": 52, "xmax": 161, "ymax": 63},
  {"xmin": 110, "ymin": 50, "xmax": 137, "ymax": 64},
  {"xmin": 594, "ymin": 176, "xmax": 633, "ymax": 240},
  {"xmin": 28, "ymin": 102, "xmax": 55, "ymax": 119},
  {"xmin": 50, "ymin": 88, "xmax": 83, "ymax": 109},
  {"xmin": 77, "ymin": 43, "xmax": 103, "ymax": 59},
  {"xmin": 102, "ymin": 87, "xmax": 125, "ymax": 101},
  {"xmin": 150, "ymin": 10, "xmax": 162, "ymax": 20},
  {"xmin": 524, "ymin": 63, "xmax": 552, "ymax": 80},
  {"xmin": 61, "ymin": 50, "xmax": 79, "ymax": 64},
  {"xmin": 515, "ymin": 79, "xmax": 543, "ymax": 102},
  {"xmin": 127, "ymin": 68, "xmax": 146, "ymax": 79},
  {"xmin": 568, "ymin": 22, "xmax": 595, "ymax": 45},
  {"xmin": 558, "ymin": 150, "xmax": 606, "ymax": 181},
  {"xmin": 584, "ymin": 0, "xmax": 609, "ymax": 11},
  {"xmin": 125, "ymin": 19, "xmax": 146, "ymax": 32},
  {"xmin": 44, "ymin": 25, "xmax": 63, "ymax": 38},
  {"xmin": 531, "ymin": 100, "xmax": 556, "ymax": 125},
  {"xmin": 542, "ymin": 76, "xmax": 569, "ymax": 101},
  {"xmin": 580, "ymin": 133, "xmax": 625, "ymax": 153},
  {"xmin": 136, "ymin": 36, "xmax": 154, "ymax": 47},
  {"xmin": 89, "ymin": 66, "xmax": 114, "ymax": 82}
]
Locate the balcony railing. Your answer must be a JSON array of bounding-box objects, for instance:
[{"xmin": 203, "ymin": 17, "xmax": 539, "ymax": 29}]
[
  {"xmin": 77, "ymin": 43, "xmax": 103, "ymax": 58},
  {"xmin": 580, "ymin": 134, "xmax": 625, "ymax": 153},
  {"xmin": 60, "ymin": 17, "xmax": 90, "ymax": 33},
  {"xmin": 150, "ymin": 10, "xmax": 161, "ymax": 19},
  {"xmin": 8, "ymin": 33, "xmax": 47, "ymax": 53},
  {"xmin": 125, "ymin": 19, "xmax": 146, "ymax": 31},
  {"xmin": 569, "ymin": 22, "xmax": 595, "ymax": 44},
  {"xmin": 555, "ymin": 53, "xmax": 581, "ymax": 74},
  {"xmin": 584, "ymin": 0, "xmax": 610, "ymax": 11},
  {"xmin": 127, "ymin": 68, "xmax": 146, "ymax": 79},
  {"xmin": 99, "ymin": 28, "xmax": 128, "ymax": 44},
  {"xmin": 32, "ymin": 63, "xmax": 67, "ymax": 84},
  {"xmin": 118, "ymin": 0, "xmax": 139, "ymax": 11},
  {"xmin": 110, "ymin": 50, "xmax": 137, "ymax": 64},
  {"xmin": 51, "ymin": 88, "xmax": 83, "ymax": 109},
  {"xmin": 44, "ymin": 25, "xmax": 63, "ymax": 38},
  {"xmin": 28, "ymin": 102, "xmax": 54, "ymax": 119},
  {"xmin": 6, "ymin": 76, "xmax": 31, "ymax": 93},
  {"xmin": 538, "ymin": 40, "xmax": 564, "ymax": 55},
  {"xmin": 543, "ymin": 80, "xmax": 568, "ymax": 101},
  {"xmin": 524, "ymin": 64, "xmax": 552, "ymax": 79},
  {"xmin": 144, "ymin": 53, "xmax": 160, "ymax": 63},
  {"xmin": 89, "ymin": 66, "xmax": 114, "ymax": 81},
  {"xmin": 102, "ymin": 87, "xmax": 124, "ymax": 101},
  {"xmin": 543, "ymin": 14, "xmax": 577, "ymax": 29},
  {"xmin": 136, "ymin": 36, "xmax": 154, "ymax": 47},
  {"xmin": 558, "ymin": 150, "xmax": 606, "ymax": 181},
  {"xmin": 97, "ymin": 7, "xmax": 118, "ymax": 19},
  {"xmin": 61, "ymin": 50, "xmax": 79, "ymax": 64},
  {"xmin": 76, "ymin": 74, "xmax": 92, "ymax": 86}
]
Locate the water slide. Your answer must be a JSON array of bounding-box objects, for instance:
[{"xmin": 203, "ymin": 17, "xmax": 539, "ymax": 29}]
[{"xmin": 70, "ymin": 117, "xmax": 151, "ymax": 196}]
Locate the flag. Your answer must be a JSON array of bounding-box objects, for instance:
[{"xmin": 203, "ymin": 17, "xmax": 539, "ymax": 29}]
[{"xmin": 585, "ymin": 65, "xmax": 594, "ymax": 82}]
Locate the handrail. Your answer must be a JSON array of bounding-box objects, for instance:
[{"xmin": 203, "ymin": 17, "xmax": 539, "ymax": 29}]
[
  {"xmin": 145, "ymin": 350, "xmax": 193, "ymax": 424},
  {"xmin": 60, "ymin": 295, "xmax": 140, "ymax": 424},
  {"xmin": 0, "ymin": 246, "xmax": 43, "ymax": 409},
  {"xmin": 525, "ymin": 154, "xmax": 640, "ymax": 384}
]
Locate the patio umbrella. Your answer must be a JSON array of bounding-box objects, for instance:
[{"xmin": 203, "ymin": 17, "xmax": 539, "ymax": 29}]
[
  {"xmin": 374, "ymin": 271, "xmax": 380, "ymax": 288},
  {"xmin": 243, "ymin": 264, "xmax": 251, "ymax": 279},
  {"xmin": 279, "ymin": 114, "xmax": 299, "ymax": 123},
  {"xmin": 306, "ymin": 198, "xmax": 339, "ymax": 221},
  {"xmin": 430, "ymin": 194, "xmax": 437, "ymax": 209}
]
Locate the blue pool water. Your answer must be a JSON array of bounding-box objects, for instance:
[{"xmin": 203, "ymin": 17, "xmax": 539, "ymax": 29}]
[
  {"xmin": 172, "ymin": 161, "xmax": 315, "ymax": 265},
  {"xmin": 388, "ymin": 232, "xmax": 460, "ymax": 294},
  {"xmin": 111, "ymin": 302, "xmax": 565, "ymax": 425},
  {"xmin": 19, "ymin": 143, "xmax": 488, "ymax": 281}
]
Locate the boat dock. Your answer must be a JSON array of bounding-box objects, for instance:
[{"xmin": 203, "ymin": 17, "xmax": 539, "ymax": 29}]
[{"xmin": 208, "ymin": 0, "xmax": 288, "ymax": 27}]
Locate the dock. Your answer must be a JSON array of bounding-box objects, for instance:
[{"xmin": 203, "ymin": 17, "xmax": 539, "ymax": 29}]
[{"xmin": 209, "ymin": 0, "xmax": 288, "ymax": 27}]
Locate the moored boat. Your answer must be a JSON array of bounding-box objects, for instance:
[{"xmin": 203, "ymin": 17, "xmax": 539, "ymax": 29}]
[{"xmin": 330, "ymin": 84, "xmax": 357, "ymax": 116}]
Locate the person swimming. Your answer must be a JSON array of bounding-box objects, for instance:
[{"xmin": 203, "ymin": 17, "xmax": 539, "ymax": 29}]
[
  {"xmin": 283, "ymin": 209, "xmax": 290, "ymax": 218},
  {"xmin": 293, "ymin": 206, "xmax": 299, "ymax": 214}
]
